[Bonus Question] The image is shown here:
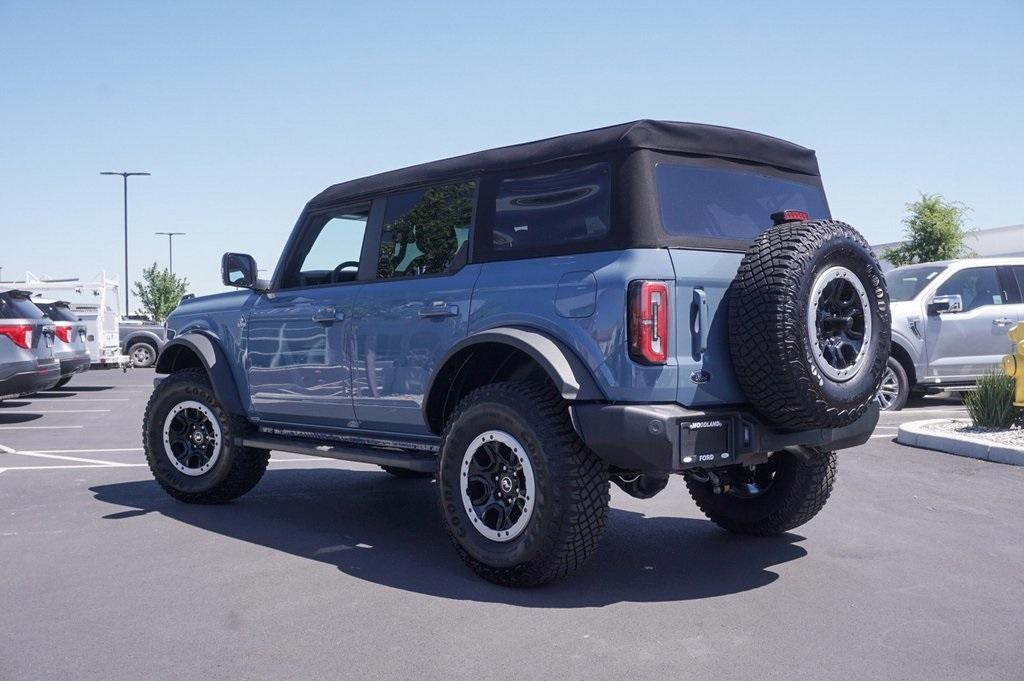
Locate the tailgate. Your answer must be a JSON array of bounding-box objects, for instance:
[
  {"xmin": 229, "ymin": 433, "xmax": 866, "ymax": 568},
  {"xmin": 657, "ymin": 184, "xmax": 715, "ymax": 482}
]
[{"xmin": 669, "ymin": 248, "xmax": 745, "ymax": 407}]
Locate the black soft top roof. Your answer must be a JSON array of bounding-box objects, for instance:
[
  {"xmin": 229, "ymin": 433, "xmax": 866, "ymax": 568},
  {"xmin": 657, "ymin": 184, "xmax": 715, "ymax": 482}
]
[{"xmin": 309, "ymin": 120, "xmax": 819, "ymax": 208}]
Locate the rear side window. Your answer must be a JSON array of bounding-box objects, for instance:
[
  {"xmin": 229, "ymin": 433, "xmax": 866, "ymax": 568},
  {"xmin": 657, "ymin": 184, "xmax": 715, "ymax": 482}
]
[
  {"xmin": 656, "ymin": 164, "xmax": 830, "ymax": 241},
  {"xmin": 376, "ymin": 181, "xmax": 475, "ymax": 279},
  {"xmin": 492, "ymin": 163, "xmax": 610, "ymax": 252},
  {"xmin": 0, "ymin": 293, "xmax": 45, "ymax": 320}
]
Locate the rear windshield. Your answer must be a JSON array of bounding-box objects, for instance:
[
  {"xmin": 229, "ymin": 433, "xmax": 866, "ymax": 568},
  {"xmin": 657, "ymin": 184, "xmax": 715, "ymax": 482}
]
[
  {"xmin": 885, "ymin": 265, "xmax": 945, "ymax": 302},
  {"xmin": 37, "ymin": 303, "xmax": 79, "ymax": 322},
  {"xmin": 0, "ymin": 293, "xmax": 46, "ymax": 320},
  {"xmin": 656, "ymin": 163, "xmax": 830, "ymax": 241}
]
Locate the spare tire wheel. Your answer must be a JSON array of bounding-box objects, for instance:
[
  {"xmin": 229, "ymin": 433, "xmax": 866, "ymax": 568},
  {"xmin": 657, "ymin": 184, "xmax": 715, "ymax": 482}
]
[{"xmin": 728, "ymin": 220, "xmax": 890, "ymax": 431}]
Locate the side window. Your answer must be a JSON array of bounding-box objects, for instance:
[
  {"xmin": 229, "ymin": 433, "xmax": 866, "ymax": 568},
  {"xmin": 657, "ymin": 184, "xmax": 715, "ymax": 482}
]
[
  {"xmin": 376, "ymin": 181, "xmax": 475, "ymax": 279},
  {"xmin": 286, "ymin": 205, "xmax": 372, "ymax": 288},
  {"xmin": 936, "ymin": 267, "xmax": 1004, "ymax": 311},
  {"xmin": 1011, "ymin": 266, "xmax": 1024, "ymax": 304},
  {"xmin": 492, "ymin": 163, "xmax": 610, "ymax": 252}
]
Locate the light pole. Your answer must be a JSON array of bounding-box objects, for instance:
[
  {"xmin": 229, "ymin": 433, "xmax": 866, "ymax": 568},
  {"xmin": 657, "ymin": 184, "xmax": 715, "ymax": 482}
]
[
  {"xmin": 155, "ymin": 232, "xmax": 186, "ymax": 276},
  {"xmin": 101, "ymin": 171, "xmax": 150, "ymax": 314}
]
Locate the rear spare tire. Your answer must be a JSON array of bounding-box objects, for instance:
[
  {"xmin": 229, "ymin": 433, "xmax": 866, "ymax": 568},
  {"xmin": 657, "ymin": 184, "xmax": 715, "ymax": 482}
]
[{"xmin": 729, "ymin": 220, "xmax": 890, "ymax": 430}]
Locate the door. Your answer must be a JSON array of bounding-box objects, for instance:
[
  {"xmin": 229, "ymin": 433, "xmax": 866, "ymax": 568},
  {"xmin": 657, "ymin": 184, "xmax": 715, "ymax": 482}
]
[
  {"xmin": 245, "ymin": 204, "xmax": 377, "ymax": 426},
  {"xmin": 923, "ymin": 265, "xmax": 1018, "ymax": 382},
  {"xmin": 350, "ymin": 180, "xmax": 479, "ymax": 434}
]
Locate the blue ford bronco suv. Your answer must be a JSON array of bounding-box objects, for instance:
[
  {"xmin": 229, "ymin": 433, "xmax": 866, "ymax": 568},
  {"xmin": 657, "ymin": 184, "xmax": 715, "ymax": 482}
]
[{"xmin": 144, "ymin": 120, "xmax": 889, "ymax": 586}]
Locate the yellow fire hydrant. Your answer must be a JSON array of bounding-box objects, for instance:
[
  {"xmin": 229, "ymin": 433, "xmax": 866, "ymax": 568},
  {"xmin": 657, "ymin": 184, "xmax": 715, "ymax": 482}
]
[{"xmin": 1003, "ymin": 322, "xmax": 1024, "ymax": 407}]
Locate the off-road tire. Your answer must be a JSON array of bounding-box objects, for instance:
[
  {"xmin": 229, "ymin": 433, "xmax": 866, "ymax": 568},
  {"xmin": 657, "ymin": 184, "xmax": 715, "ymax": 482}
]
[
  {"xmin": 129, "ymin": 341, "xmax": 158, "ymax": 368},
  {"xmin": 143, "ymin": 368, "xmax": 268, "ymax": 504},
  {"xmin": 729, "ymin": 220, "xmax": 890, "ymax": 430},
  {"xmin": 437, "ymin": 381, "xmax": 610, "ymax": 587},
  {"xmin": 380, "ymin": 465, "xmax": 434, "ymax": 479},
  {"xmin": 685, "ymin": 450, "xmax": 837, "ymax": 536}
]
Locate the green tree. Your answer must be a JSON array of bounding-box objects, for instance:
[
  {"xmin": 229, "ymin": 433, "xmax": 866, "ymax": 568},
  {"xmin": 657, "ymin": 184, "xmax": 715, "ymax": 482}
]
[
  {"xmin": 132, "ymin": 263, "xmax": 189, "ymax": 321},
  {"xmin": 882, "ymin": 193, "xmax": 973, "ymax": 267}
]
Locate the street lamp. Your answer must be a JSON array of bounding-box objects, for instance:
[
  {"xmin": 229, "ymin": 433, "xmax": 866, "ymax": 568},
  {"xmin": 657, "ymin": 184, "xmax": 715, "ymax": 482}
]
[
  {"xmin": 101, "ymin": 171, "xmax": 150, "ymax": 314},
  {"xmin": 155, "ymin": 232, "xmax": 186, "ymax": 276}
]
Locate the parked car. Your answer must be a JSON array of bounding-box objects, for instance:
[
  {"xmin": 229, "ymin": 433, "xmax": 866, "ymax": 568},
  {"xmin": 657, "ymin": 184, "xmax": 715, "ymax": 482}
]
[
  {"xmin": 0, "ymin": 290, "xmax": 61, "ymax": 400},
  {"xmin": 119, "ymin": 317, "xmax": 166, "ymax": 368},
  {"xmin": 144, "ymin": 120, "xmax": 889, "ymax": 585},
  {"xmin": 880, "ymin": 257, "xmax": 1024, "ymax": 410},
  {"xmin": 33, "ymin": 299, "xmax": 90, "ymax": 388}
]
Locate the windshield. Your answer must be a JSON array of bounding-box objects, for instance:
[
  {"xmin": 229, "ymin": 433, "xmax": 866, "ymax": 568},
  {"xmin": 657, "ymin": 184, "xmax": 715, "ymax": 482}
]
[
  {"xmin": 885, "ymin": 265, "xmax": 945, "ymax": 301},
  {"xmin": 656, "ymin": 163, "xmax": 830, "ymax": 241}
]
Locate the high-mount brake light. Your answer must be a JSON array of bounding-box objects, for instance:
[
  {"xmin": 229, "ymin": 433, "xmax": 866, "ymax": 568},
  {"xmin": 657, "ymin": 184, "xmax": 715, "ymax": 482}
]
[
  {"xmin": 0, "ymin": 324, "xmax": 33, "ymax": 349},
  {"xmin": 628, "ymin": 280, "xmax": 669, "ymax": 364},
  {"xmin": 770, "ymin": 210, "xmax": 809, "ymax": 225},
  {"xmin": 54, "ymin": 323, "xmax": 72, "ymax": 344}
]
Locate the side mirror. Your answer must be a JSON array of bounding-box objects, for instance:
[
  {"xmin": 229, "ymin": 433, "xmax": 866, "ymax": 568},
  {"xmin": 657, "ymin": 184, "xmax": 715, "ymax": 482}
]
[
  {"xmin": 221, "ymin": 253, "xmax": 264, "ymax": 290},
  {"xmin": 928, "ymin": 294, "xmax": 963, "ymax": 315}
]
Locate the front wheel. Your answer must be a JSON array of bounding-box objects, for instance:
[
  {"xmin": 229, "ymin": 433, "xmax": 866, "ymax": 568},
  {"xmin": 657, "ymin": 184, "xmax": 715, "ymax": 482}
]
[
  {"xmin": 876, "ymin": 356, "xmax": 908, "ymax": 411},
  {"xmin": 684, "ymin": 450, "xmax": 837, "ymax": 536},
  {"xmin": 437, "ymin": 381, "xmax": 610, "ymax": 587},
  {"xmin": 143, "ymin": 368, "xmax": 268, "ymax": 504},
  {"xmin": 129, "ymin": 341, "xmax": 157, "ymax": 368}
]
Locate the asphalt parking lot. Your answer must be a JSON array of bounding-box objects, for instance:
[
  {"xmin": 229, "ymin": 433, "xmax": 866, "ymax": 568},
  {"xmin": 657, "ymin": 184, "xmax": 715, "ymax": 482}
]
[{"xmin": 2, "ymin": 371, "xmax": 1022, "ymax": 681}]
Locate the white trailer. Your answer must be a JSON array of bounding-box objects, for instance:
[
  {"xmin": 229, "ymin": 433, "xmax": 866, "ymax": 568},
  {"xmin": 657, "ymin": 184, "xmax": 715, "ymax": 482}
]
[{"xmin": 13, "ymin": 272, "xmax": 130, "ymax": 369}]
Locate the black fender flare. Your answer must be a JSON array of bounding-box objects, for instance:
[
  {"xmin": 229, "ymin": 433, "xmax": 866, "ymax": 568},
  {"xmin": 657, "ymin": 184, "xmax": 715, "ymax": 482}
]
[
  {"xmin": 155, "ymin": 332, "xmax": 246, "ymax": 415},
  {"xmin": 422, "ymin": 326, "xmax": 604, "ymax": 432}
]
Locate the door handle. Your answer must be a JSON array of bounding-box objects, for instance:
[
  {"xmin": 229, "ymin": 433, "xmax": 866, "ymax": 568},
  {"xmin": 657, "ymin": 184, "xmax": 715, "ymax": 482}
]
[
  {"xmin": 418, "ymin": 301, "xmax": 459, "ymax": 319},
  {"xmin": 691, "ymin": 288, "xmax": 708, "ymax": 358},
  {"xmin": 993, "ymin": 318, "xmax": 1014, "ymax": 326},
  {"xmin": 312, "ymin": 307, "xmax": 343, "ymax": 324}
]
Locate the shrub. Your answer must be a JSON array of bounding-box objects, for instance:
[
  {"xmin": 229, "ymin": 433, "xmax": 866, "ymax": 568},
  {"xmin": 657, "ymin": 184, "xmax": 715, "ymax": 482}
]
[{"xmin": 963, "ymin": 373, "xmax": 1018, "ymax": 429}]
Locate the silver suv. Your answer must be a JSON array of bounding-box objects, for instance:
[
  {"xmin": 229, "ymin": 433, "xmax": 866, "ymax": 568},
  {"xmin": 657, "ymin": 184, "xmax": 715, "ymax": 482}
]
[{"xmin": 881, "ymin": 257, "xmax": 1024, "ymax": 410}]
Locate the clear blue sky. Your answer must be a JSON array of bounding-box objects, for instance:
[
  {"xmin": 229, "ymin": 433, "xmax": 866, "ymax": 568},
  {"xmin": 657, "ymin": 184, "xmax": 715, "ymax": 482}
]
[{"xmin": 2, "ymin": 1, "xmax": 1022, "ymax": 308}]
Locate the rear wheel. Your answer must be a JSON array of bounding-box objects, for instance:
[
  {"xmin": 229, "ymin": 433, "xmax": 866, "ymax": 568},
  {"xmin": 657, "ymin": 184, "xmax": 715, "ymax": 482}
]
[
  {"xmin": 52, "ymin": 376, "xmax": 71, "ymax": 390},
  {"xmin": 684, "ymin": 450, "xmax": 837, "ymax": 536},
  {"xmin": 437, "ymin": 381, "xmax": 609, "ymax": 586},
  {"xmin": 143, "ymin": 368, "xmax": 268, "ymax": 504}
]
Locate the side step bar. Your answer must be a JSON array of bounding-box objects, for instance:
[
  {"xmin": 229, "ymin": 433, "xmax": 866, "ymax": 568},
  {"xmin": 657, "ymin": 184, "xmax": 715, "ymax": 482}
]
[{"xmin": 240, "ymin": 435, "xmax": 437, "ymax": 473}]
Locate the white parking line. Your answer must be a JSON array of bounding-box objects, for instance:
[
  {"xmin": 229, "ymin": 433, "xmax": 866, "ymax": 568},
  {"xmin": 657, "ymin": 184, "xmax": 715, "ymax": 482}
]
[
  {"xmin": 26, "ymin": 447, "xmax": 143, "ymax": 454},
  {"xmin": 0, "ymin": 464, "xmax": 149, "ymax": 472},
  {"xmin": 1, "ymin": 409, "xmax": 112, "ymax": 414},
  {"xmin": 870, "ymin": 434, "xmax": 896, "ymax": 438},
  {"xmin": 7, "ymin": 451, "xmax": 128, "ymax": 466},
  {"xmin": 0, "ymin": 425, "xmax": 84, "ymax": 430},
  {"xmin": 23, "ymin": 398, "xmax": 130, "ymax": 402}
]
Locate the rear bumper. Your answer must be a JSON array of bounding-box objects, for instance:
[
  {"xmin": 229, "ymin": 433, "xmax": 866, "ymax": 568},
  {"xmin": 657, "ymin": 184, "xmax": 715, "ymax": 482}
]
[
  {"xmin": 59, "ymin": 354, "xmax": 91, "ymax": 378},
  {"xmin": 0, "ymin": 359, "xmax": 61, "ymax": 398},
  {"xmin": 571, "ymin": 401, "xmax": 879, "ymax": 474}
]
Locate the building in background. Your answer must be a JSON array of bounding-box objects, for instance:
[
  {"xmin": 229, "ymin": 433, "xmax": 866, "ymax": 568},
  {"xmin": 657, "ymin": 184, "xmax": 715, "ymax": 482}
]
[{"xmin": 874, "ymin": 223, "xmax": 1024, "ymax": 271}]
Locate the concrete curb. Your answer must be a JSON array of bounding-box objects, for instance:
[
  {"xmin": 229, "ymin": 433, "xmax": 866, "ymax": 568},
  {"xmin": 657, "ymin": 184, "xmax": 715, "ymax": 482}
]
[{"xmin": 897, "ymin": 419, "xmax": 1024, "ymax": 466}]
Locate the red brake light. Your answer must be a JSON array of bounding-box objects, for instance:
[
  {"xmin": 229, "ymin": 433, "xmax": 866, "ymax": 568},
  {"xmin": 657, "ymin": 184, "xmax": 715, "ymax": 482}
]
[
  {"xmin": 771, "ymin": 210, "xmax": 809, "ymax": 225},
  {"xmin": 54, "ymin": 324, "xmax": 72, "ymax": 344},
  {"xmin": 628, "ymin": 281, "xmax": 669, "ymax": 364},
  {"xmin": 0, "ymin": 324, "xmax": 33, "ymax": 349}
]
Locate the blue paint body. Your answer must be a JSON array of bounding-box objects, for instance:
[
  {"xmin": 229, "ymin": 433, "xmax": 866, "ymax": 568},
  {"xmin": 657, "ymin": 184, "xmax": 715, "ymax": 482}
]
[{"xmin": 168, "ymin": 246, "xmax": 747, "ymax": 437}]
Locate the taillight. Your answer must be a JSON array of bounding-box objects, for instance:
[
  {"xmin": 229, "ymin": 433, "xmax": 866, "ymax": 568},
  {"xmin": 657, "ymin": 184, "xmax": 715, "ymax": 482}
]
[
  {"xmin": 0, "ymin": 324, "xmax": 33, "ymax": 349},
  {"xmin": 770, "ymin": 209, "xmax": 809, "ymax": 225},
  {"xmin": 54, "ymin": 324, "xmax": 72, "ymax": 344},
  {"xmin": 628, "ymin": 281, "xmax": 669, "ymax": 364}
]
